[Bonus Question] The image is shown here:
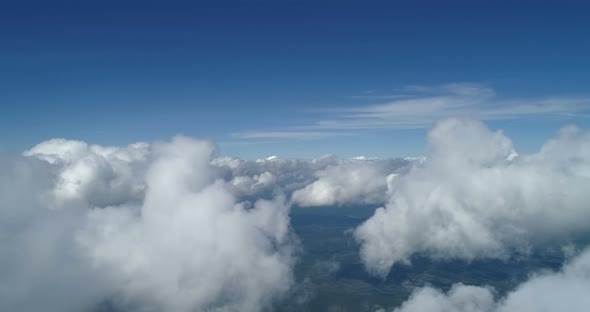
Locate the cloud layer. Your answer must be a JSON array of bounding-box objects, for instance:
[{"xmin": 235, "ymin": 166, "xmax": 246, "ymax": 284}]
[
  {"xmin": 3, "ymin": 118, "xmax": 590, "ymax": 311},
  {"xmin": 355, "ymin": 118, "xmax": 590, "ymax": 276}
]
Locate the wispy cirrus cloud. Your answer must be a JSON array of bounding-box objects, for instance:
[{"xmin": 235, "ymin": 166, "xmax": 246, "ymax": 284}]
[
  {"xmin": 231, "ymin": 131, "xmax": 349, "ymax": 140},
  {"xmin": 234, "ymin": 83, "xmax": 590, "ymax": 139}
]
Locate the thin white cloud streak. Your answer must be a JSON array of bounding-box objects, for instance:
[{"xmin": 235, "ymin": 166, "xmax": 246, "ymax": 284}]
[
  {"xmin": 234, "ymin": 83, "xmax": 590, "ymax": 138},
  {"xmin": 231, "ymin": 130, "xmax": 349, "ymax": 140},
  {"xmin": 355, "ymin": 118, "xmax": 590, "ymax": 277},
  {"xmin": 313, "ymin": 84, "xmax": 590, "ymax": 130}
]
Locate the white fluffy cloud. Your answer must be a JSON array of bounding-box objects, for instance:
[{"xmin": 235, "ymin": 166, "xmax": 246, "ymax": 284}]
[
  {"xmin": 213, "ymin": 154, "xmax": 415, "ymax": 206},
  {"xmin": 24, "ymin": 139, "xmax": 415, "ymax": 210},
  {"xmin": 1, "ymin": 136, "xmax": 295, "ymax": 312},
  {"xmin": 390, "ymin": 284, "xmax": 495, "ymax": 312},
  {"xmin": 0, "ymin": 154, "xmax": 109, "ymax": 312},
  {"xmin": 388, "ymin": 246, "xmax": 590, "ymax": 312},
  {"xmin": 212, "ymin": 154, "xmax": 339, "ymax": 199},
  {"xmin": 24, "ymin": 138, "xmax": 150, "ymax": 208},
  {"xmin": 5, "ymin": 118, "xmax": 590, "ymax": 311},
  {"xmin": 355, "ymin": 118, "xmax": 590, "ymax": 276},
  {"xmin": 227, "ymin": 171, "xmax": 278, "ymax": 197},
  {"xmin": 291, "ymin": 159, "xmax": 411, "ymax": 207}
]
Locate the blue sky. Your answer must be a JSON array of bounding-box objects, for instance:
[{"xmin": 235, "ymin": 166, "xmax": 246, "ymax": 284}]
[{"xmin": 2, "ymin": 0, "xmax": 590, "ymax": 159}]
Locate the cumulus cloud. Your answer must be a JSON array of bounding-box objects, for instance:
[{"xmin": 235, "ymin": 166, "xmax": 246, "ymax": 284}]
[
  {"xmin": 213, "ymin": 154, "xmax": 415, "ymax": 206},
  {"xmin": 227, "ymin": 171, "xmax": 277, "ymax": 197},
  {"xmin": 7, "ymin": 119, "xmax": 590, "ymax": 311},
  {"xmin": 291, "ymin": 158, "xmax": 411, "ymax": 207},
  {"xmin": 1, "ymin": 136, "xmax": 295, "ymax": 312},
  {"xmin": 355, "ymin": 118, "xmax": 590, "ymax": 276},
  {"xmin": 24, "ymin": 138, "xmax": 415, "ymax": 210},
  {"xmin": 212, "ymin": 154, "xmax": 339, "ymax": 199},
  {"xmin": 24, "ymin": 138, "xmax": 150, "ymax": 208},
  {"xmin": 388, "ymin": 246, "xmax": 590, "ymax": 312},
  {"xmin": 390, "ymin": 284, "xmax": 495, "ymax": 312}
]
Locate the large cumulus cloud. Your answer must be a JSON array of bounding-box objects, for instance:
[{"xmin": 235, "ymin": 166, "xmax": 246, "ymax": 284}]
[
  {"xmin": 1, "ymin": 136, "xmax": 295, "ymax": 312},
  {"xmin": 355, "ymin": 118, "xmax": 590, "ymax": 276},
  {"xmin": 387, "ymin": 246, "xmax": 590, "ymax": 312}
]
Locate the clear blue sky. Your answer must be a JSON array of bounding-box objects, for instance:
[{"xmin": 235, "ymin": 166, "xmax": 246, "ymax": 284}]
[{"xmin": 2, "ymin": 0, "xmax": 590, "ymax": 158}]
